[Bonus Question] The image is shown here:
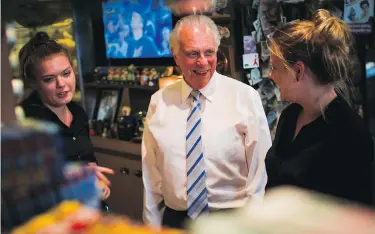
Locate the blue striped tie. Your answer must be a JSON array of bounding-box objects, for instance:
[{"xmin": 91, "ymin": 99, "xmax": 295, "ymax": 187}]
[{"xmin": 186, "ymin": 90, "xmax": 209, "ymax": 219}]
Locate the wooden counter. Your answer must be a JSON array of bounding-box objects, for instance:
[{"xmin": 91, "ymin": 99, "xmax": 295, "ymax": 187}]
[
  {"xmin": 91, "ymin": 136, "xmax": 141, "ymax": 156},
  {"xmin": 91, "ymin": 136, "xmax": 143, "ymax": 221}
]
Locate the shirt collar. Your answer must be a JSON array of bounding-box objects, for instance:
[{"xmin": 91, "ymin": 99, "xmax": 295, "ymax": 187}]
[
  {"xmin": 22, "ymin": 91, "xmax": 86, "ymax": 129},
  {"xmin": 181, "ymin": 71, "xmax": 218, "ymax": 103}
]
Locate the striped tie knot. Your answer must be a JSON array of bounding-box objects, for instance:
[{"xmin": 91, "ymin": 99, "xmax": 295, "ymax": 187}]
[{"xmin": 191, "ymin": 90, "xmax": 201, "ymax": 103}]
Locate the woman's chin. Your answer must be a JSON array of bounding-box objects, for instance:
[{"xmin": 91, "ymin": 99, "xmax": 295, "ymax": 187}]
[{"xmin": 54, "ymin": 95, "xmax": 72, "ymax": 106}]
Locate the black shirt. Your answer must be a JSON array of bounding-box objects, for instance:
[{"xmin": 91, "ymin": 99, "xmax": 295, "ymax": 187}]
[
  {"xmin": 21, "ymin": 92, "xmax": 96, "ymax": 164},
  {"xmin": 266, "ymin": 97, "xmax": 374, "ymax": 205}
]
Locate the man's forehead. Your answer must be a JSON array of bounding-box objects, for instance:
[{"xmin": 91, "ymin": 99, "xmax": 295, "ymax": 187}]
[{"xmin": 180, "ymin": 23, "xmax": 211, "ymax": 36}]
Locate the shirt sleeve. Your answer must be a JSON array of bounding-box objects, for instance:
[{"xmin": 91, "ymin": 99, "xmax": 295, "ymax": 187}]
[
  {"xmin": 245, "ymin": 90, "xmax": 272, "ymax": 205},
  {"xmin": 142, "ymin": 98, "xmax": 164, "ymax": 227}
]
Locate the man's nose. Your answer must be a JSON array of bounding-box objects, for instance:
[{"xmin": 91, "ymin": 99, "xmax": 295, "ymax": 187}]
[{"xmin": 196, "ymin": 54, "xmax": 208, "ymax": 66}]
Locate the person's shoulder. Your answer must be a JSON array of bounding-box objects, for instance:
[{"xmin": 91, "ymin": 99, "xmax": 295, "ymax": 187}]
[
  {"xmin": 216, "ymin": 73, "xmax": 268, "ymax": 116},
  {"xmin": 21, "ymin": 92, "xmax": 47, "ymax": 118},
  {"xmin": 326, "ymin": 98, "xmax": 365, "ymax": 131},
  {"xmin": 21, "ymin": 103, "xmax": 44, "ymax": 118},
  {"xmin": 68, "ymin": 101, "xmax": 89, "ymax": 120},
  {"xmin": 326, "ymin": 98, "xmax": 374, "ymax": 162},
  {"xmin": 326, "ymin": 98, "xmax": 372, "ymax": 145},
  {"xmin": 217, "ymin": 73, "xmax": 258, "ymax": 95},
  {"xmin": 149, "ymin": 79, "xmax": 183, "ymax": 104}
]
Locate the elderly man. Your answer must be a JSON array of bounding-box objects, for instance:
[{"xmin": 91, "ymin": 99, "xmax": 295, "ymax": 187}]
[{"xmin": 142, "ymin": 14, "xmax": 272, "ymax": 229}]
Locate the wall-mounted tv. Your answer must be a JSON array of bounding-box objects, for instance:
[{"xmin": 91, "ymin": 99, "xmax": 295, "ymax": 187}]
[{"xmin": 101, "ymin": 0, "xmax": 173, "ymax": 59}]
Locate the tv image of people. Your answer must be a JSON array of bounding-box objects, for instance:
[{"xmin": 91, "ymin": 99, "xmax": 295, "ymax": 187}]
[{"xmin": 102, "ymin": 0, "xmax": 173, "ymax": 59}]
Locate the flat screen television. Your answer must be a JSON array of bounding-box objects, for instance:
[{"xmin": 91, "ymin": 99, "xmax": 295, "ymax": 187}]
[{"xmin": 101, "ymin": 0, "xmax": 173, "ymax": 60}]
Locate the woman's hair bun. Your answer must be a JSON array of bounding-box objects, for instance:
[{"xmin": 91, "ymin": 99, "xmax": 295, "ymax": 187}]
[
  {"xmin": 312, "ymin": 9, "xmax": 332, "ymax": 26},
  {"xmin": 29, "ymin": 31, "xmax": 50, "ymax": 45},
  {"xmin": 310, "ymin": 9, "xmax": 351, "ymax": 48}
]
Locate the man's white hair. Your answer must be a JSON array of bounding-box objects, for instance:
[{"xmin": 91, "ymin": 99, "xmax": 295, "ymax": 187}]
[{"xmin": 169, "ymin": 14, "xmax": 221, "ymax": 55}]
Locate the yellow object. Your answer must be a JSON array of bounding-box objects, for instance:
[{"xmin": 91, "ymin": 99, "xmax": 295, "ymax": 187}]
[
  {"xmin": 56, "ymin": 38, "xmax": 76, "ymax": 48},
  {"xmin": 50, "ymin": 200, "xmax": 82, "ymax": 221},
  {"xmin": 52, "ymin": 18, "xmax": 73, "ymax": 27},
  {"xmin": 13, "ymin": 214, "xmax": 57, "ymax": 234},
  {"xmin": 12, "ymin": 201, "xmax": 185, "ymax": 234},
  {"xmin": 12, "ymin": 201, "xmax": 82, "ymax": 234}
]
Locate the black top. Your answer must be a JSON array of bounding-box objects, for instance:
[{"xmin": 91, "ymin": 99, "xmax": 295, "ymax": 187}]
[
  {"xmin": 266, "ymin": 97, "xmax": 374, "ymax": 205},
  {"xmin": 21, "ymin": 92, "xmax": 96, "ymax": 164}
]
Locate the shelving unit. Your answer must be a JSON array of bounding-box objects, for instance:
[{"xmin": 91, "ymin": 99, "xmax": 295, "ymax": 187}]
[
  {"xmin": 91, "ymin": 136, "xmax": 141, "ymax": 156},
  {"xmin": 84, "ymin": 82, "xmax": 159, "ymax": 91}
]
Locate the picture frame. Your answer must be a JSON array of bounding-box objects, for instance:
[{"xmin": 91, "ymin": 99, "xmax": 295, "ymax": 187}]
[
  {"xmin": 96, "ymin": 89, "xmax": 121, "ymax": 124},
  {"xmin": 216, "ymin": 22, "xmax": 233, "ymax": 46},
  {"xmin": 217, "ymin": 44, "xmax": 236, "ymax": 79},
  {"xmin": 208, "ymin": 0, "xmax": 234, "ymax": 22}
]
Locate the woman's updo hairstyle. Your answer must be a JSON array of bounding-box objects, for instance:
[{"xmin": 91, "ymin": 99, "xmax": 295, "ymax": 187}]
[
  {"xmin": 268, "ymin": 9, "xmax": 354, "ymax": 91},
  {"xmin": 18, "ymin": 32, "xmax": 72, "ymax": 87}
]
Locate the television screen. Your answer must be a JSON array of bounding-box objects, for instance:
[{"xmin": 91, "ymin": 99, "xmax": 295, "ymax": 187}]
[{"xmin": 102, "ymin": 0, "xmax": 173, "ymax": 59}]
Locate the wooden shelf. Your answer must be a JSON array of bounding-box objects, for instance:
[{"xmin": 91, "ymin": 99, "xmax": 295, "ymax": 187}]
[
  {"xmin": 210, "ymin": 15, "xmax": 233, "ymax": 23},
  {"xmin": 84, "ymin": 82, "xmax": 159, "ymax": 91},
  {"xmin": 91, "ymin": 136, "xmax": 141, "ymax": 156}
]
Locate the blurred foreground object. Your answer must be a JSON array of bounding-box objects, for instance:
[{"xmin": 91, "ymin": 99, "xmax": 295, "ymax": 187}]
[
  {"xmin": 1, "ymin": 27, "xmax": 16, "ymax": 124},
  {"xmin": 1, "ymin": 120, "xmax": 100, "ymax": 230},
  {"xmin": 12, "ymin": 201, "xmax": 184, "ymax": 234},
  {"xmin": 190, "ymin": 187, "xmax": 375, "ymax": 234}
]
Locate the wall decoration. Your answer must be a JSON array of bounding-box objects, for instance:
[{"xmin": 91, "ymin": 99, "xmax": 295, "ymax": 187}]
[
  {"xmin": 344, "ymin": 0, "xmax": 373, "ymax": 34},
  {"xmin": 96, "ymin": 90, "xmax": 120, "ymax": 124}
]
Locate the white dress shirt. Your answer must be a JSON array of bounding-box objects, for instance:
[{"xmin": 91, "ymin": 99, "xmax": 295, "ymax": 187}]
[{"xmin": 142, "ymin": 72, "xmax": 272, "ymax": 226}]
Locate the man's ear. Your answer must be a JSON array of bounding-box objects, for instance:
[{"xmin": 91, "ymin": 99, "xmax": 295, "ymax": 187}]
[{"xmin": 173, "ymin": 54, "xmax": 180, "ymax": 67}]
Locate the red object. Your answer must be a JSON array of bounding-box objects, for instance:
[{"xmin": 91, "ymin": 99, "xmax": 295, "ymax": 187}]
[{"xmin": 71, "ymin": 222, "xmax": 89, "ymax": 231}]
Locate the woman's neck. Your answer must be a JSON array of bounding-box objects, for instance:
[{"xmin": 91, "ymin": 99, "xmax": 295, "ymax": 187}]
[
  {"xmin": 293, "ymin": 86, "xmax": 337, "ymax": 140},
  {"xmin": 299, "ymin": 86, "xmax": 337, "ymax": 120},
  {"xmin": 45, "ymin": 103, "xmax": 72, "ymax": 127}
]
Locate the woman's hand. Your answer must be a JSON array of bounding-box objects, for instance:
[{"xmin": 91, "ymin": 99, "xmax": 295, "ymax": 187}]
[
  {"xmin": 87, "ymin": 162, "xmax": 115, "ymax": 186},
  {"xmin": 101, "ymin": 183, "xmax": 111, "ymax": 200}
]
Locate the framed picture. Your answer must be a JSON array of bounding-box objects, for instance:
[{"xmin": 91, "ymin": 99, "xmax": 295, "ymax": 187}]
[
  {"xmin": 217, "ymin": 44, "xmax": 236, "ymax": 79},
  {"xmin": 243, "ymin": 35, "xmax": 257, "ymax": 54},
  {"xmin": 344, "ymin": 0, "xmax": 373, "ymax": 34},
  {"xmin": 208, "ymin": 0, "xmax": 234, "ymax": 22},
  {"xmin": 96, "ymin": 89, "xmax": 121, "ymax": 124},
  {"xmin": 216, "ymin": 22, "xmax": 233, "ymax": 46},
  {"xmin": 260, "ymin": 40, "xmax": 270, "ymax": 61}
]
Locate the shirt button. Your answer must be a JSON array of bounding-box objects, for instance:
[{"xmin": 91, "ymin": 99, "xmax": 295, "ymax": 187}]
[{"xmin": 73, "ymin": 137, "xmax": 76, "ymax": 140}]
